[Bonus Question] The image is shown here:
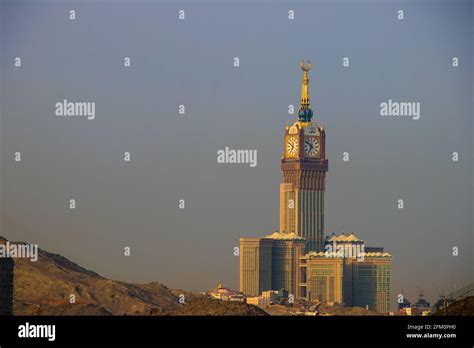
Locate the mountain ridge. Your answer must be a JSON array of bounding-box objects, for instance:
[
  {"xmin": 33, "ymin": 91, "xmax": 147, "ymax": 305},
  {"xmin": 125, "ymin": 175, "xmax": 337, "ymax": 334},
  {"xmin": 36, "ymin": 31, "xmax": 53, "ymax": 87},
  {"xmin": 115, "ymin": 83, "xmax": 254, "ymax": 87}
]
[
  {"xmin": 1, "ymin": 235, "xmax": 192, "ymax": 315},
  {"xmin": 0, "ymin": 235, "xmax": 265, "ymax": 316}
]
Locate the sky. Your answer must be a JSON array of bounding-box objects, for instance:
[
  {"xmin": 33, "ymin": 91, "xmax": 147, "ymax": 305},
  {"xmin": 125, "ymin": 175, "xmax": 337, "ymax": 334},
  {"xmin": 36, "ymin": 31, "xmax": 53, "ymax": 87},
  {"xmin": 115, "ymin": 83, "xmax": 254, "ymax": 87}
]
[{"xmin": 1, "ymin": 0, "xmax": 472, "ymax": 310}]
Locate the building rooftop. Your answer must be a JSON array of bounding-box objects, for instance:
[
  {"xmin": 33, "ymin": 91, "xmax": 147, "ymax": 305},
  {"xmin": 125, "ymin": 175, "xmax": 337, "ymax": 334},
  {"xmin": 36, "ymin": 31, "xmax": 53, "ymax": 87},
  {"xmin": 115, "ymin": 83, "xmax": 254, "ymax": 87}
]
[
  {"xmin": 265, "ymin": 231, "xmax": 306, "ymax": 241},
  {"xmin": 304, "ymin": 251, "xmax": 392, "ymax": 259},
  {"xmin": 326, "ymin": 232, "xmax": 363, "ymax": 242},
  {"xmin": 305, "ymin": 251, "xmax": 344, "ymax": 259},
  {"xmin": 364, "ymin": 252, "xmax": 392, "ymax": 258}
]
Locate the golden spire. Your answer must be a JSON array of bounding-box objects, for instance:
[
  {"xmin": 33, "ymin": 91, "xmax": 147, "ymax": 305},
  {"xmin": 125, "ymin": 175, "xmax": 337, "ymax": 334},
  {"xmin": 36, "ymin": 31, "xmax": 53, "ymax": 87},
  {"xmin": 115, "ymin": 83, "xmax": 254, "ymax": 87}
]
[
  {"xmin": 297, "ymin": 60, "xmax": 313, "ymax": 123},
  {"xmin": 300, "ymin": 60, "xmax": 312, "ymax": 107}
]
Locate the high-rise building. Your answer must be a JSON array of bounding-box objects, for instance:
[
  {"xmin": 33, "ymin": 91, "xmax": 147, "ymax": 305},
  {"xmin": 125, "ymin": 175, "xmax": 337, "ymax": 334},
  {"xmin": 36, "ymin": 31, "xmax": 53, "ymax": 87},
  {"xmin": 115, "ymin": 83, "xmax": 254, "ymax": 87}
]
[
  {"xmin": 239, "ymin": 237, "xmax": 272, "ymax": 296},
  {"xmin": 346, "ymin": 252, "xmax": 392, "ymax": 313},
  {"xmin": 298, "ymin": 233, "xmax": 392, "ymax": 312},
  {"xmin": 280, "ymin": 61, "xmax": 328, "ymax": 253},
  {"xmin": 323, "ymin": 233, "xmax": 392, "ymax": 312},
  {"xmin": 265, "ymin": 232, "xmax": 306, "ymax": 297},
  {"xmin": 302, "ymin": 252, "xmax": 344, "ymax": 304},
  {"xmin": 238, "ymin": 62, "xmax": 392, "ymax": 314},
  {"xmin": 0, "ymin": 257, "xmax": 14, "ymax": 316}
]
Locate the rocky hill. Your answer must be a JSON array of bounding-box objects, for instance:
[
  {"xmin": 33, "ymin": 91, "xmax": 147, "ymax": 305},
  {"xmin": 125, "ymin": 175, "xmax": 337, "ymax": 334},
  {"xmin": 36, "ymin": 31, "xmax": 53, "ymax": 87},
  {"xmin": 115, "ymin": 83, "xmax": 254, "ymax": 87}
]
[
  {"xmin": 0, "ymin": 236, "xmax": 266, "ymax": 316},
  {"xmin": 1, "ymin": 236, "xmax": 184, "ymax": 315},
  {"xmin": 167, "ymin": 297, "xmax": 267, "ymax": 316},
  {"xmin": 432, "ymin": 296, "xmax": 474, "ymax": 316}
]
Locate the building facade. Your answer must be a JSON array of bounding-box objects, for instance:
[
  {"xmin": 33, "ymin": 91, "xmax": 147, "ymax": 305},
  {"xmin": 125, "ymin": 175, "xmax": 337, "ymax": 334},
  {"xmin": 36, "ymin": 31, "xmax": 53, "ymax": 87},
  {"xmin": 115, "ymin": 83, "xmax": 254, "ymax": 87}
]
[
  {"xmin": 345, "ymin": 252, "xmax": 392, "ymax": 313},
  {"xmin": 239, "ymin": 237, "xmax": 272, "ymax": 296},
  {"xmin": 0, "ymin": 257, "xmax": 14, "ymax": 316},
  {"xmin": 302, "ymin": 252, "xmax": 344, "ymax": 304},
  {"xmin": 210, "ymin": 283, "xmax": 245, "ymax": 302},
  {"xmin": 266, "ymin": 232, "xmax": 306, "ymax": 297},
  {"xmin": 280, "ymin": 61, "xmax": 328, "ymax": 253}
]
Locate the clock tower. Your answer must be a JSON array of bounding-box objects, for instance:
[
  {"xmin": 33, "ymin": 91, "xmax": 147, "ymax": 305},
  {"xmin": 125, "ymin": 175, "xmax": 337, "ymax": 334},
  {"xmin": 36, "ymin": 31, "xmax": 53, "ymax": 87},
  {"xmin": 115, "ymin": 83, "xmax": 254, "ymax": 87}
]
[{"xmin": 279, "ymin": 61, "xmax": 328, "ymax": 252}]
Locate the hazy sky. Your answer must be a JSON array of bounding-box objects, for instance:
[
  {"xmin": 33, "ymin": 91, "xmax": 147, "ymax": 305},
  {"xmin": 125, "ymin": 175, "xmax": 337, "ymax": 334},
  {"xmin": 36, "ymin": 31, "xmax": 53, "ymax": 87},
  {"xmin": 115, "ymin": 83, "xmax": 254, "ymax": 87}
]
[{"xmin": 1, "ymin": 0, "xmax": 472, "ymax": 310}]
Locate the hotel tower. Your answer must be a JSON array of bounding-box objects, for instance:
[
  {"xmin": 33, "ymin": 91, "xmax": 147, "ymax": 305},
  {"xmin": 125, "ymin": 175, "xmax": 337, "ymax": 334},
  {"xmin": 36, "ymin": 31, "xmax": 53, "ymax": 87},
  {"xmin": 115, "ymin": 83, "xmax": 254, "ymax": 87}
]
[
  {"xmin": 239, "ymin": 62, "xmax": 391, "ymax": 312},
  {"xmin": 280, "ymin": 61, "xmax": 328, "ymax": 252}
]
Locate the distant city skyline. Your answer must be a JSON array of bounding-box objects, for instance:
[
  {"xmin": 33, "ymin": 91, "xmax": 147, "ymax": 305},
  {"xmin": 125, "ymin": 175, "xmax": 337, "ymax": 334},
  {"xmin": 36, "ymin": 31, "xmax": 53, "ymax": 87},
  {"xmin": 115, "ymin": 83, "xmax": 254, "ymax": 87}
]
[{"xmin": 1, "ymin": 0, "xmax": 472, "ymax": 310}]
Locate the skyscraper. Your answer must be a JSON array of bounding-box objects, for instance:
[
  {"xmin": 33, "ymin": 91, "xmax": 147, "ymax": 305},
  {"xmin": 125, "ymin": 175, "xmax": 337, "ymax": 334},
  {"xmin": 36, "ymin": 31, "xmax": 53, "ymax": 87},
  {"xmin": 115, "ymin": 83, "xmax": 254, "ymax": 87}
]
[
  {"xmin": 238, "ymin": 62, "xmax": 391, "ymax": 313},
  {"xmin": 239, "ymin": 237, "xmax": 272, "ymax": 296},
  {"xmin": 265, "ymin": 232, "xmax": 306, "ymax": 297},
  {"xmin": 346, "ymin": 252, "xmax": 392, "ymax": 313},
  {"xmin": 0, "ymin": 257, "xmax": 14, "ymax": 316},
  {"xmin": 323, "ymin": 233, "xmax": 392, "ymax": 312},
  {"xmin": 280, "ymin": 61, "xmax": 328, "ymax": 253},
  {"xmin": 302, "ymin": 252, "xmax": 344, "ymax": 303}
]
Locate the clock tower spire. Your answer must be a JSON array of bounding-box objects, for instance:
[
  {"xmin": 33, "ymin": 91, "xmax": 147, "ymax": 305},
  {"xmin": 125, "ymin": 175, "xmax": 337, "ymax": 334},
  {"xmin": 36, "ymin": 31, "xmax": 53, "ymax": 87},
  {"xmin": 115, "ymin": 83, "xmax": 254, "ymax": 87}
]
[
  {"xmin": 279, "ymin": 61, "xmax": 328, "ymax": 253},
  {"xmin": 298, "ymin": 60, "xmax": 313, "ymax": 123}
]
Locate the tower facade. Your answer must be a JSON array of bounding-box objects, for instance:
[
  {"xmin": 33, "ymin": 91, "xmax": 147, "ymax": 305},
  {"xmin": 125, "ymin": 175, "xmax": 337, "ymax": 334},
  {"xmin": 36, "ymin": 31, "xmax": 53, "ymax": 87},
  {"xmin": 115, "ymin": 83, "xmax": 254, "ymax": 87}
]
[
  {"xmin": 239, "ymin": 237, "xmax": 272, "ymax": 296},
  {"xmin": 346, "ymin": 253, "xmax": 392, "ymax": 313},
  {"xmin": 265, "ymin": 232, "xmax": 306, "ymax": 297},
  {"xmin": 280, "ymin": 61, "xmax": 328, "ymax": 252},
  {"xmin": 303, "ymin": 252, "xmax": 344, "ymax": 304}
]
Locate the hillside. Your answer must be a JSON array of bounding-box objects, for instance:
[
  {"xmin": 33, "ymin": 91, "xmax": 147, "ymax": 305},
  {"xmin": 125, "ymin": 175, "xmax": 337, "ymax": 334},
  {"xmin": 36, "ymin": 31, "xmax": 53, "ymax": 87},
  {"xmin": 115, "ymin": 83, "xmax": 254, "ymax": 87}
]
[
  {"xmin": 261, "ymin": 302, "xmax": 383, "ymax": 316},
  {"xmin": 1, "ymin": 236, "xmax": 193, "ymax": 315},
  {"xmin": 432, "ymin": 296, "xmax": 474, "ymax": 316},
  {"xmin": 166, "ymin": 297, "xmax": 268, "ymax": 316},
  {"xmin": 1, "ymin": 236, "xmax": 272, "ymax": 316}
]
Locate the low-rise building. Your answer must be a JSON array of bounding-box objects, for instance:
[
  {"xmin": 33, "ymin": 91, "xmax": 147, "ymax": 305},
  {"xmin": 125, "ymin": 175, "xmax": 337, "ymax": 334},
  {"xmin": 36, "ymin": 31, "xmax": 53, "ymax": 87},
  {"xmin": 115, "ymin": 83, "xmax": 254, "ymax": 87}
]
[
  {"xmin": 210, "ymin": 283, "xmax": 244, "ymax": 302},
  {"xmin": 261, "ymin": 290, "xmax": 279, "ymax": 303},
  {"xmin": 246, "ymin": 296, "xmax": 271, "ymax": 306}
]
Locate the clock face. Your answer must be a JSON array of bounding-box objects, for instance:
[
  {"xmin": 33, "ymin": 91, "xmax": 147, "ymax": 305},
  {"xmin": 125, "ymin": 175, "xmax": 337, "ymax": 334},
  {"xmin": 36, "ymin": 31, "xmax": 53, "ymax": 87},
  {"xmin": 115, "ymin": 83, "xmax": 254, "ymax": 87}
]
[
  {"xmin": 286, "ymin": 137, "xmax": 299, "ymax": 156},
  {"xmin": 304, "ymin": 137, "xmax": 319, "ymax": 156}
]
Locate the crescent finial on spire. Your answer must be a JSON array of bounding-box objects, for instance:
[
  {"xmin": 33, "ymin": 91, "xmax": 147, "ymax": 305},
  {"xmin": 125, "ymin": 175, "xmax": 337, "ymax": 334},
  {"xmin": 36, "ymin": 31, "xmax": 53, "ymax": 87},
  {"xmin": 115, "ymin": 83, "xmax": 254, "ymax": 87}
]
[
  {"xmin": 300, "ymin": 60, "xmax": 312, "ymax": 72},
  {"xmin": 298, "ymin": 60, "xmax": 313, "ymax": 122}
]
